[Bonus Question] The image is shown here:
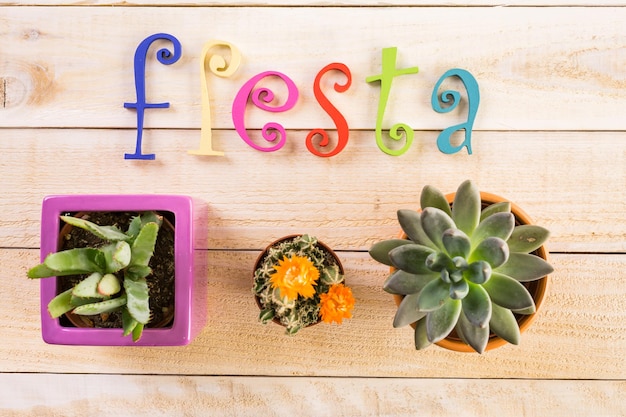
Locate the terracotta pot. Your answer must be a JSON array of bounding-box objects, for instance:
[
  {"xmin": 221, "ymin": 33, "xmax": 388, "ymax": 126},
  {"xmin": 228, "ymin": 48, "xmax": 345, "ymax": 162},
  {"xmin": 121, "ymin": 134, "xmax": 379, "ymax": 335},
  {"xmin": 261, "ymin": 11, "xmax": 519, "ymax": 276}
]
[
  {"xmin": 57, "ymin": 211, "xmax": 176, "ymax": 330},
  {"xmin": 392, "ymin": 191, "xmax": 550, "ymax": 353},
  {"xmin": 253, "ymin": 234, "xmax": 345, "ymax": 328}
]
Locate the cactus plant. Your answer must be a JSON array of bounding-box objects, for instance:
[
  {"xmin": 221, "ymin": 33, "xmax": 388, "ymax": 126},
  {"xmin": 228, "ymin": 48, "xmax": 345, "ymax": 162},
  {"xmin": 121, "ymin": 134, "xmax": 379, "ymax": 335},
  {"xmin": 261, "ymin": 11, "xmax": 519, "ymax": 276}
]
[
  {"xmin": 369, "ymin": 180, "xmax": 553, "ymax": 353},
  {"xmin": 28, "ymin": 211, "xmax": 166, "ymax": 342},
  {"xmin": 253, "ymin": 234, "xmax": 355, "ymax": 335}
]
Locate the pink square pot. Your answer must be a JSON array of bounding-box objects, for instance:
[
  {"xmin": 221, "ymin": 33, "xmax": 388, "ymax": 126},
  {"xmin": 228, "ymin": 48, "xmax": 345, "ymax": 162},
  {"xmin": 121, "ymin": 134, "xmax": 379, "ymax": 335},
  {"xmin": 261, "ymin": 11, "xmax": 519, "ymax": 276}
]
[{"xmin": 38, "ymin": 195, "xmax": 203, "ymax": 346}]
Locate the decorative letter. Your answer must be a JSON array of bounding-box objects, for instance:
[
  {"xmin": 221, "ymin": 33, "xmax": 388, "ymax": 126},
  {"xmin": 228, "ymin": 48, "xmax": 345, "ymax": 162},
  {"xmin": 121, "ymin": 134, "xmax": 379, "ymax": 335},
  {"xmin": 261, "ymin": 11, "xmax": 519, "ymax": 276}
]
[
  {"xmin": 306, "ymin": 63, "xmax": 352, "ymax": 157},
  {"xmin": 232, "ymin": 71, "xmax": 299, "ymax": 152},
  {"xmin": 431, "ymin": 68, "xmax": 480, "ymax": 155},
  {"xmin": 189, "ymin": 40, "xmax": 241, "ymax": 156},
  {"xmin": 365, "ymin": 47, "xmax": 419, "ymax": 156},
  {"xmin": 124, "ymin": 33, "xmax": 182, "ymax": 160}
]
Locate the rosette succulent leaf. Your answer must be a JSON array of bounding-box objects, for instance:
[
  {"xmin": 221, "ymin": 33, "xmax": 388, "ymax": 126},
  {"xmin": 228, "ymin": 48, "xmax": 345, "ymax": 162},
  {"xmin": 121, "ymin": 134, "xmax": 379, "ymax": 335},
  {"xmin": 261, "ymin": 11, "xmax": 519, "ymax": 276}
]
[{"xmin": 370, "ymin": 180, "xmax": 553, "ymax": 353}]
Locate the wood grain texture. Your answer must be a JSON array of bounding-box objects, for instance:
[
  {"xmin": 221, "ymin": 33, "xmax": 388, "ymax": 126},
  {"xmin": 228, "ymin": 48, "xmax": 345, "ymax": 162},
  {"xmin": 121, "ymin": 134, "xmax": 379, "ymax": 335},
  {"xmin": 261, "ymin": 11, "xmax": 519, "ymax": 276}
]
[
  {"xmin": 1, "ymin": 2, "xmax": 624, "ymax": 416},
  {"xmin": 3, "ymin": 249, "xmax": 625, "ymax": 378},
  {"xmin": 2, "ymin": 7, "xmax": 626, "ymax": 130},
  {"xmin": 1, "ymin": 374, "xmax": 625, "ymax": 417},
  {"xmin": 0, "ymin": 129, "xmax": 623, "ymax": 252}
]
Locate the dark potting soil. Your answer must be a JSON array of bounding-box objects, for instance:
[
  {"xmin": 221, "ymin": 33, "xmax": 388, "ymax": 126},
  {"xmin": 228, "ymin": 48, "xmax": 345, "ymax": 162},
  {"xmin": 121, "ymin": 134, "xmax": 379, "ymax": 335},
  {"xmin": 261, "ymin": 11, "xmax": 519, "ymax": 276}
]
[{"xmin": 57, "ymin": 211, "xmax": 175, "ymax": 329}]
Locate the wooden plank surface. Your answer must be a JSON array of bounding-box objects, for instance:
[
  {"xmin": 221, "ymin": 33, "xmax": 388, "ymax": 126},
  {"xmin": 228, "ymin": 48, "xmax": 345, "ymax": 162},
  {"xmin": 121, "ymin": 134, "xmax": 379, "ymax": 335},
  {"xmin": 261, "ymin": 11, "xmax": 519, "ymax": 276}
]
[
  {"xmin": 1, "ymin": 374, "xmax": 625, "ymax": 417},
  {"xmin": 0, "ymin": 129, "xmax": 623, "ymax": 252},
  {"xmin": 4, "ymin": 249, "xmax": 625, "ymax": 378},
  {"xmin": 2, "ymin": 7, "xmax": 626, "ymax": 130},
  {"xmin": 1, "ymin": 2, "xmax": 624, "ymax": 416}
]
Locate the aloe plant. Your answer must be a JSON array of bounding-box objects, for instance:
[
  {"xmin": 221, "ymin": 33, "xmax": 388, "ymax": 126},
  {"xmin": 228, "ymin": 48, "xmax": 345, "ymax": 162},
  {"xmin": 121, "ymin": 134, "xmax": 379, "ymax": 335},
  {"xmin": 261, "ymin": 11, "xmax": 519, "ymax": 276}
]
[
  {"xmin": 369, "ymin": 180, "xmax": 553, "ymax": 353},
  {"xmin": 28, "ymin": 212, "xmax": 163, "ymax": 342}
]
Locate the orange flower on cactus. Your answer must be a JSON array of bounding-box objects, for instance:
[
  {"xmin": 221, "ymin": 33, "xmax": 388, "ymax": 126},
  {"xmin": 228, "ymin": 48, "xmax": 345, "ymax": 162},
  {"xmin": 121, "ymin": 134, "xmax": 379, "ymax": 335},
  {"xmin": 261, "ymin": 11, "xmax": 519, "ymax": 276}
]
[
  {"xmin": 319, "ymin": 283, "xmax": 355, "ymax": 324},
  {"xmin": 270, "ymin": 255, "xmax": 319, "ymax": 300}
]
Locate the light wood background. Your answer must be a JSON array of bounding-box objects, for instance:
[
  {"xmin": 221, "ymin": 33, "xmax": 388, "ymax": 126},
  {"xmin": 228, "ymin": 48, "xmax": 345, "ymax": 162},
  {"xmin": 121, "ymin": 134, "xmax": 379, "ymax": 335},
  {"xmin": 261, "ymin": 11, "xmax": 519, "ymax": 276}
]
[{"xmin": 1, "ymin": 2, "xmax": 625, "ymax": 416}]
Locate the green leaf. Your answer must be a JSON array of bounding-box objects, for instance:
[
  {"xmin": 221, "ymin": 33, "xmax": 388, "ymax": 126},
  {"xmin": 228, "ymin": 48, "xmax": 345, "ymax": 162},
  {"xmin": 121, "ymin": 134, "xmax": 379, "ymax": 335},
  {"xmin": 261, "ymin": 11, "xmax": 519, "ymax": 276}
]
[
  {"xmin": 449, "ymin": 279, "xmax": 469, "ymax": 300},
  {"xmin": 60, "ymin": 215, "xmax": 130, "ymax": 241},
  {"xmin": 70, "ymin": 295, "xmax": 102, "ymax": 307},
  {"xmin": 480, "ymin": 201, "xmax": 511, "ymax": 222},
  {"xmin": 463, "ymin": 261, "xmax": 492, "ymax": 285},
  {"xmin": 449, "ymin": 269, "xmax": 464, "ymax": 283},
  {"xmin": 452, "ymin": 180, "xmax": 481, "ymax": 235},
  {"xmin": 127, "ymin": 212, "xmax": 163, "ymax": 243},
  {"xmin": 72, "ymin": 272, "xmax": 104, "ymax": 298},
  {"xmin": 383, "ymin": 269, "xmax": 437, "ymax": 295},
  {"xmin": 397, "ymin": 210, "xmax": 437, "ymax": 249},
  {"xmin": 426, "ymin": 298, "xmax": 462, "ymax": 343},
  {"xmin": 454, "ymin": 320, "xmax": 469, "ymax": 345},
  {"xmin": 259, "ymin": 308, "xmax": 275, "ymax": 324},
  {"xmin": 496, "ymin": 252, "xmax": 554, "ymax": 282},
  {"xmin": 129, "ymin": 222, "xmax": 159, "ymax": 268},
  {"xmin": 72, "ymin": 295, "xmax": 127, "ymax": 315},
  {"xmin": 132, "ymin": 322, "xmax": 145, "ymax": 342},
  {"xmin": 126, "ymin": 216, "xmax": 143, "ymax": 241},
  {"xmin": 420, "ymin": 207, "xmax": 456, "ymax": 250},
  {"xmin": 100, "ymin": 241, "xmax": 131, "ymax": 274},
  {"xmin": 124, "ymin": 275, "xmax": 150, "ymax": 324},
  {"xmin": 125, "ymin": 265, "xmax": 152, "ymax": 280},
  {"xmin": 414, "ymin": 317, "xmax": 432, "ymax": 350},
  {"xmin": 489, "ymin": 302, "xmax": 520, "ymax": 345},
  {"xmin": 140, "ymin": 211, "xmax": 163, "ymax": 228},
  {"xmin": 469, "ymin": 237, "xmax": 509, "ymax": 268},
  {"xmin": 442, "ymin": 228, "xmax": 471, "ymax": 258},
  {"xmin": 417, "ymin": 278, "xmax": 450, "ymax": 312},
  {"xmin": 393, "ymin": 293, "xmax": 427, "ymax": 328},
  {"xmin": 27, "ymin": 263, "xmax": 58, "ymax": 279},
  {"xmin": 461, "ymin": 282, "xmax": 492, "ymax": 328},
  {"xmin": 507, "ymin": 225, "xmax": 550, "ymax": 254},
  {"xmin": 47, "ymin": 288, "xmax": 75, "ymax": 318},
  {"xmin": 420, "ymin": 185, "xmax": 452, "ymax": 216},
  {"xmin": 122, "ymin": 308, "xmax": 139, "ymax": 337},
  {"xmin": 440, "ymin": 268, "xmax": 452, "ymax": 284},
  {"xmin": 482, "ymin": 272, "xmax": 536, "ymax": 311},
  {"xmin": 388, "ymin": 244, "xmax": 436, "ymax": 275},
  {"xmin": 512, "ymin": 305, "xmax": 536, "ymax": 315},
  {"xmin": 369, "ymin": 239, "xmax": 411, "ymax": 266},
  {"xmin": 425, "ymin": 252, "xmax": 453, "ymax": 272},
  {"xmin": 97, "ymin": 273, "xmax": 121, "ymax": 296},
  {"xmin": 42, "ymin": 248, "xmax": 105, "ymax": 276},
  {"xmin": 471, "ymin": 212, "xmax": 515, "ymax": 248},
  {"xmin": 457, "ymin": 310, "xmax": 490, "ymax": 354}
]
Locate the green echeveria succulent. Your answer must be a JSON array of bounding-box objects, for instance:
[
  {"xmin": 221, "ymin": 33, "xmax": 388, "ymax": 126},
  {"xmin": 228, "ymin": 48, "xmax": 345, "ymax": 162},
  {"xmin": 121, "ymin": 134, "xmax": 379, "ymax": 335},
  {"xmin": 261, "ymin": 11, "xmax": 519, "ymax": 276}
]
[
  {"xmin": 369, "ymin": 180, "xmax": 553, "ymax": 353},
  {"xmin": 28, "ymin": 212, "xmax": 163, "ymax": 342}
]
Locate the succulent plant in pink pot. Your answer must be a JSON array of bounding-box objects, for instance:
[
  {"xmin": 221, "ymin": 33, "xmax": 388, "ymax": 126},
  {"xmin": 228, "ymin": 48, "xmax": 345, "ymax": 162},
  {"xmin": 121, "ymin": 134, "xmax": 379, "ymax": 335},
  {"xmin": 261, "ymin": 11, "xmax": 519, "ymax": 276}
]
[{"xmin": 27, "ymin": 195, "xmax": 203, "ymax": 346}]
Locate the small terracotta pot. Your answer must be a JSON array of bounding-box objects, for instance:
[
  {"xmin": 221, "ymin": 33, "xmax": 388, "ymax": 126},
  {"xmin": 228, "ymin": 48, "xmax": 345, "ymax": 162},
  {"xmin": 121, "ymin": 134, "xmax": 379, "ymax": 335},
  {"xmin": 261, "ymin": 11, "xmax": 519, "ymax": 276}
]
[
  {"xmin": 253, "ymin": 234, "xmax": 345, "ymax": 328},
  {"xmin": 392, "ymin": 191, "xmax": 550, "ymax": 353},
  {"xmin": 58, "ymin": 211, "xmax": 176, "ymax": 330}
]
